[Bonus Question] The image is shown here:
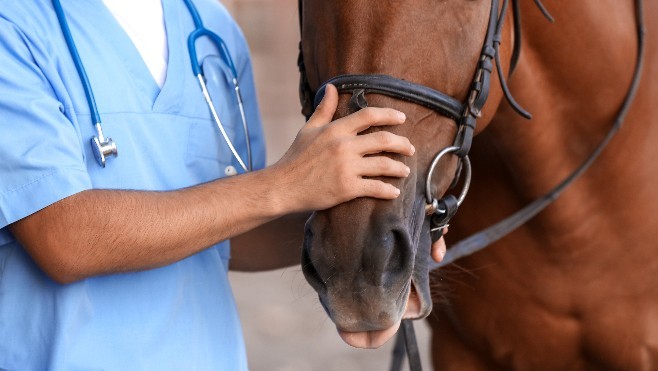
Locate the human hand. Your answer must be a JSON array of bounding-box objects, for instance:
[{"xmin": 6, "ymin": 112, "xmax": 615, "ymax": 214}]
[
  {"xmin": 273, "ymin": 84, "xmax": 415, "ymax": 212},
  {"xmin": 431, "ymin": 228, "xmax": 448, "ymax": 263}
]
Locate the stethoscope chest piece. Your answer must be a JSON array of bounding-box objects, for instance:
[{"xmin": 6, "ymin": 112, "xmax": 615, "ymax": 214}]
[
  {"xmin": 54, "ymin": 0, "xmax": 249, "ymax": 170},
  {"xmin": 91, "ymin": 135, "xmax": 118, "ymax": 168}
]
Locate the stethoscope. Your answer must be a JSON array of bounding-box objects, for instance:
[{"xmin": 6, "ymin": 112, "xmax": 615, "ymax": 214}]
[{"xmin": 51, "ymin": 0, "xmax": 253, "ymax": 172}]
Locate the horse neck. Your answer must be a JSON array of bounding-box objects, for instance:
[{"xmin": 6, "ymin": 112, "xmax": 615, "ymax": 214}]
[{"xmin": 471, "ymin": 0, "xmax": 658, "ymax": 232}]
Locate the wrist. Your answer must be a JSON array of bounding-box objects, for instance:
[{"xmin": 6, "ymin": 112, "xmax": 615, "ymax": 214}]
[{"xmin": 249, "ymin": 164, "xmax": 298, "ymax": 217}]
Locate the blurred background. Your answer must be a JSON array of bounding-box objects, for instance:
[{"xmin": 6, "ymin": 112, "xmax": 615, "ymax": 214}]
[{"xmin": 221, "ymin": 0, "xmax": 433, "ymax": 370}]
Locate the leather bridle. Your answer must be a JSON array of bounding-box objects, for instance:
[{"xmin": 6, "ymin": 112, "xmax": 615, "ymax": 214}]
[
  {"xmin": 298, "ymin": 0, "xmax": 536, "ymax": 245},
  {"xmin": 297, "ymin": 0, "xmax": 646, "ymax": 370}
]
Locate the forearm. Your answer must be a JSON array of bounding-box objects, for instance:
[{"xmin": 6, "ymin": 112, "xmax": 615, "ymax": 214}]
[
  {"xmin": 10, "ymin": 86, "xmax": 414, "ymax": 284},
  {"xmin": 229, "ymin": 212, "xmax": 310, "ymax": 271},
  {"xmin": 10, "ymin": 167, "xmax": 289, "ymax": 283}
]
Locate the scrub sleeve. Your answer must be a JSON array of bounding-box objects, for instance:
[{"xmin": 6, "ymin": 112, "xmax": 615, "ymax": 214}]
[{"xmin": 0, "ymin": 17, "xmax": 92, "ymax": 244}]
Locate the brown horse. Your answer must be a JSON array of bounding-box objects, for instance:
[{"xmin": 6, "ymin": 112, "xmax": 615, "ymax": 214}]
[{"xmin": 298, "ymin": 0, "xmax": 658, "ymax": 369}]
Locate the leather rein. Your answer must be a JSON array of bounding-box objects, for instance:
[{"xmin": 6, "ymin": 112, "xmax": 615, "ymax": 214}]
[{"xmin": 297, "ymin": 0, "xmax": 646, "ymax": 370}]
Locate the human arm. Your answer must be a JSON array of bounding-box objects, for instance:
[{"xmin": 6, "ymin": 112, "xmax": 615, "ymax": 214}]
[
  {"xmin": 229, "ymin": 216, "xmax": 449, "ymax": 271},
  {"xmin": 9, "ymin": 85, "xmax": 415, "ymax": 283},
  {"xmin": 229, "ymin": 212, "xmax": 309, "ymax": 271}
]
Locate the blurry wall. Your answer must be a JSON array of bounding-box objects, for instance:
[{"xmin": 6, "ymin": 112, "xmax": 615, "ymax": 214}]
[
  {"xmin": 223, "ymin": 0, "xmax": 304, "ymax": 163},
  {"xmin": 223, "ymin": 1, "xmax": 432, "ymax": 370}
]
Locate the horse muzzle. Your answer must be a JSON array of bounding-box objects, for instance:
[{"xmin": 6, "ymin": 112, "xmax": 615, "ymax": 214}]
[{"xmin": 301, "ymin": 206, "xmax": 433, "ymax": 348}]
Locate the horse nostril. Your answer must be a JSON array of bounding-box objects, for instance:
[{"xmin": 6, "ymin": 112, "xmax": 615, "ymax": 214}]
[
  {"xmin": 384, "ymin": 229, "xmax": 411, "ymax": 284},
  {"xmin": 385, "ymin": 230, "xmax": 406, "ymax": 274},
  {"xmin": 364, "ymin": 229, "xmax": 411, "ymax": 287},
  {"xmin": 301, "ymin": 228, "xmax": 327, "ymax": 294}
]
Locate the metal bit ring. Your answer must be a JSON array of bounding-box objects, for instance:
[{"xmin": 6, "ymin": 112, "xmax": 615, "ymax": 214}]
[{"xmin": 425, "ymin": 146, "xmax": 472, "ymax": 211}]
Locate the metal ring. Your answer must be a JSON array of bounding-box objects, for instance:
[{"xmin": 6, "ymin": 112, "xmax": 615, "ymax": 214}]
[
  {"xmin": 425, "ymin": 146, "xmax": 472, "ymax": 207},
  {"xmin": 424, "ymin": 198, "xmax": 439, "ymax": 216}
]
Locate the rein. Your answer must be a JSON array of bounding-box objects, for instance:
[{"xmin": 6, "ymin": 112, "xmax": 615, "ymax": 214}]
[
  {"xmin": 432, "ymin": 0, "xmax": 646, "ymax": 269},
  {"xmin": 297, "ymin": 0, "xmax": 646, "ymax": 370}
]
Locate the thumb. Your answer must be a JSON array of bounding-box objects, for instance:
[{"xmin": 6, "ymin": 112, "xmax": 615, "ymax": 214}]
[
  {"xmin": 307, "ymin": 84, "xmax": 338, "ymax": 128},
  {"xmin": 431, "ymin": 235, "xmax": 447, "ymax": 263}
]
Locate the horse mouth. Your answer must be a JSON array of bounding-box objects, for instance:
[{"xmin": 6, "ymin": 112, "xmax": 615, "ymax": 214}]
[{"xmin": 336, "ymin": 280, "xmax": 423, "ymax": 349}]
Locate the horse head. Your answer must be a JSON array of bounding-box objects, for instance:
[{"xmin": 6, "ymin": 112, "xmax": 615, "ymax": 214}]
[{"xmin": 299, "ymin": 0, "xmax": 516, "ymax": 348}]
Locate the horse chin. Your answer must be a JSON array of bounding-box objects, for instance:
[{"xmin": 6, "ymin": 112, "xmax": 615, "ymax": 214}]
[{"xmin": 335, "ymin": 280, "xmax": 427, "ymax": 349}]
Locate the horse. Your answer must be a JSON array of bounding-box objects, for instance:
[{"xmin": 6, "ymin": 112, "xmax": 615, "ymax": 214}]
[{"xmin": 297, "ymin": 0, "xmax": 658, "ymax": 369}]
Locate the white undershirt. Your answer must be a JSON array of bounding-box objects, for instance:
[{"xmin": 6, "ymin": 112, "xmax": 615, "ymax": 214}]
[{"xmin": 103, "ymin": 0, "xmax": 169, "ymax": 88}]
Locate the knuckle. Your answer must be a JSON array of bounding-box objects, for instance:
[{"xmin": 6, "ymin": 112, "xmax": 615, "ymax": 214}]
[
  {"xmin": 331, "ymin": 139, "xmax": 350, "ymax": 157},
  {"xmin": 338, "ymin": 173, "xmax": 356, "ymax": 195},
  {"xmin": 360, "ymin": 107, "xmax": 377, "ymax": 121},
  {"xmin": 376, "ymin": 156, "xmax": 393, "ymax": 170},
  {"xmin": 385, "ymin": 159, "xmax": 407, "ymax": 175},
  {"xmin": 391, "ymin": 133, "xmax": 409, "ymax": 147},
  {"xmin": 336, "ymin": 162, "xmax": 350, "ymax": 178},
  {"xmin": 359, "ymin": 181, "xmax": 374, "ymax": 196},
  {"xmin": 376, "ymin": 131, "xmax": 393, "ymax": 146},
  {"xmin": 321, "ymin": 123, "xmax": 337, "ymax": 136},
  {"xmin": 386, "ymin": 156, "xmax": 401, "ymax": 169},
  {"xmin": 371, "ymin": 181, "xmax": 388, "ymax": 197},
  {"xmin": 324, "ymin": 123, "xmax": 344, "ymax": 139}
]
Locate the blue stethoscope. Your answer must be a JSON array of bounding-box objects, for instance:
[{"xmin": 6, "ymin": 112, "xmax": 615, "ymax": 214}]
[{"xmin": 51, "ymin": 0, "xmax": 253, "ymax": 172}]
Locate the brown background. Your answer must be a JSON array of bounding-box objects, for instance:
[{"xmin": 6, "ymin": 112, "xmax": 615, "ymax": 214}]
[{"xmin": 223, "ymin": 0, "xmax": 432, "ymax": 369}]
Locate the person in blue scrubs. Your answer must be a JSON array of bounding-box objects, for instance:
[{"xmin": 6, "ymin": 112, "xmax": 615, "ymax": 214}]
[{"xmin": 0, "ymin": 0, "xmax": 417, "ymax": 369}]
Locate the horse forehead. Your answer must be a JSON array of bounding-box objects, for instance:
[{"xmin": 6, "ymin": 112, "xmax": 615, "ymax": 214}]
[
  {"xmin": 304, "ymin": 0, "xmax": 493, "ymax": 95},
  {"xmin": 306, "ymin": 0, "xmax": 489, "ymax": 38}
]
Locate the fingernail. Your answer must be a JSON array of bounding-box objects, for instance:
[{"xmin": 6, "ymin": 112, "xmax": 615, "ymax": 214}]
[
  {"xmin": 405, "ymin": 166, "xmax": 411, "ymax": 176},
  {"xmin": 394, "ymin": 188, "xmax": 401, "ymax": 196},
  {"xmin": 397, "ymin": 111, "xmax": 406, "ymax": 122},
  {"xmin": 410, "ymin": 145, "xmax": 416, "ymax": 155}
]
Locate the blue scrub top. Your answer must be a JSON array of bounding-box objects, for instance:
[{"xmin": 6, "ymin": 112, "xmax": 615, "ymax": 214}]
[{"xmin": 0, "ymin": 0, "xmax": 265, "ymax": 369}]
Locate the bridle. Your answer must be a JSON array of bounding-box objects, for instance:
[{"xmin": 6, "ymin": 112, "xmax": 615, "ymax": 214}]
[
  {"xmin": 297, "ymin": 0, "xmax": 646, "ymax": 370},
  {"xmin": 298, "ymin": 0, "xmax": 535, "ymax": 245}
]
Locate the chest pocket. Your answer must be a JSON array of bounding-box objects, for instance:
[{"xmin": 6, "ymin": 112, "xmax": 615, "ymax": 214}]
[{"xmin": 187, "ymin": 55, "xmax": 246, "ymax": 172}]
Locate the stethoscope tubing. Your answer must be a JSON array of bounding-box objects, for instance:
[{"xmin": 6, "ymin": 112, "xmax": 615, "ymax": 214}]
[
  {"xmin": 197, "ymin": 74, "xmax": 251, "ymax": 172},
  {"xmin": 52, "ymin": 0, "xmax": 252, "ymax": 172},
  {"xmin": 233, "ymin": 82, "xmax": 253, "ymax": 172},
  {"xmin": 52, "ymin": 0, "xmax": 101, "ymax": 127},
  {"xmin": 183, "ymin": 0, "xmax": 252, "ymax": 171}
]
